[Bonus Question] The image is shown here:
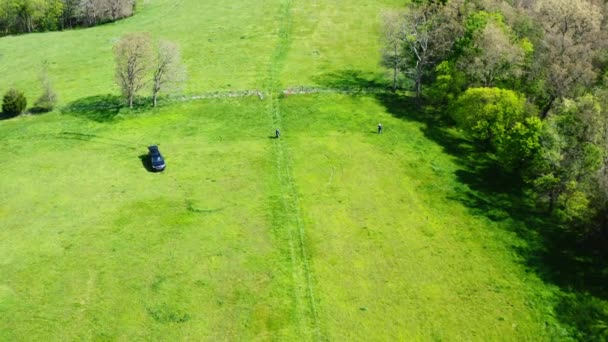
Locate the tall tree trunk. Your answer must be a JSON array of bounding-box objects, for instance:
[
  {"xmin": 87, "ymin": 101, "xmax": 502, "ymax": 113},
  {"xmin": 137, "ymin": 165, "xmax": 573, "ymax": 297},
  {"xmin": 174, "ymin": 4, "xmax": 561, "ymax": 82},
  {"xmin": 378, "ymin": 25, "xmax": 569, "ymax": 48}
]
[{"xmin": 153, "ymin": 93, "xmax": 157, "ymax": 107}]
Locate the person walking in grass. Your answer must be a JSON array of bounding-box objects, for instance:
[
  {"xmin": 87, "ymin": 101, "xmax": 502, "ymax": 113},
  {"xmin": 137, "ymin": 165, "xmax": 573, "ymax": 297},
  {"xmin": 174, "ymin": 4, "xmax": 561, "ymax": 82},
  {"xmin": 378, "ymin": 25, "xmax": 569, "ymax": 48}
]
[
  {"xmin": 378, "ymin": 123, "xmax": 383, "ymax": 134},
  {"xmin": 276, "ymin": 128, "xmax": 281, "ymax": 138}
]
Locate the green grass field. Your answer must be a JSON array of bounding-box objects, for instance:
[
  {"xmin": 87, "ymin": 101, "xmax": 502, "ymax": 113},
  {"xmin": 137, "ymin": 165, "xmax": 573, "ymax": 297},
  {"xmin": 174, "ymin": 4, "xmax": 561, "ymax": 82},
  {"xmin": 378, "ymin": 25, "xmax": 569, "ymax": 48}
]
[{"xmin": 0, "ymin": 0, "xmax": 597, "ymax": 340}]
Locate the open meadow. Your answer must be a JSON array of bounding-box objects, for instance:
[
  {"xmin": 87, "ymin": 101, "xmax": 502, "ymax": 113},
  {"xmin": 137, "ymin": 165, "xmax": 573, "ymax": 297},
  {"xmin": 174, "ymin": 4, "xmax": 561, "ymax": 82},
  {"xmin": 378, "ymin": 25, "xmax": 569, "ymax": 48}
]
[{"xmin": 0, "ymin": 0, "xmax": 600, "ymax": 340}]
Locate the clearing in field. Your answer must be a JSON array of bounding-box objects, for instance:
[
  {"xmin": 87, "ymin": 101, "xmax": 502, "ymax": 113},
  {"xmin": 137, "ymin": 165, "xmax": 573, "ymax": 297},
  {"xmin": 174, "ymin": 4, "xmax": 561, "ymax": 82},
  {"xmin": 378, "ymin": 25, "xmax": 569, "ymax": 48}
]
[{"xmin": 0, "ymin": 0, "xmax": 591, "ymax": 340}]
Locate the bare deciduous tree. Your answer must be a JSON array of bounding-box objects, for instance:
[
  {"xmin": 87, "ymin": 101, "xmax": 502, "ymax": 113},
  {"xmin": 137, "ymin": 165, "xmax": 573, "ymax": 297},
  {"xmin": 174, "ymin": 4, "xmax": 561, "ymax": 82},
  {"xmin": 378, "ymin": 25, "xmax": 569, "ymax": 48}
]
[
  {"xmin": 398, "ymin": 1, "xmax": 463, "ymax": 99},
  {"xmin": 461, "ymin": 21, "xmax": 525, "ymax": 87},
  {"xmin": 380, "ymin": 10, "xmax": 404, "ymax": 91},
  {"xmin": 114, "ymin": 32, "xmax": 152, "ymax": 108},
  {"xmin": 151, "ymin": 40, "xmax": 186, "ymax": 107},
  {"xmin": 103, "ymin": 0, "xmax": 133, "ymax": 21},
  {"xmin": 78, "ymin": 0, "xmax": 97, "ymax": 26},
  {"xmin": 34, "ymin": 61, "xmax": 57, "ymax": 112},
  {"xmin": 76, "ymin": 0, "xmax": 134, "ymax": 27},
  {"xmin": 532, "ymin": 0, "xmax": 605, "ymax": 117},
  {"xmin": 106, "ymin": 0, "xmax": 122, "ymax": 21}
]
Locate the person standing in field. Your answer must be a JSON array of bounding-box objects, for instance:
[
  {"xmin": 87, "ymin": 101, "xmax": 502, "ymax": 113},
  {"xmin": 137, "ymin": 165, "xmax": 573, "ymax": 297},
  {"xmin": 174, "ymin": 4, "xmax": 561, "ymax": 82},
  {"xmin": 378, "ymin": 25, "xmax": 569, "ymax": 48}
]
[
  {"xmin": 378, "ymin": 123, "xmax": 383, "ymax": 134},
  {"xmin": 276, "ymin": 128, "xmax": 281, "ymax": 138}
]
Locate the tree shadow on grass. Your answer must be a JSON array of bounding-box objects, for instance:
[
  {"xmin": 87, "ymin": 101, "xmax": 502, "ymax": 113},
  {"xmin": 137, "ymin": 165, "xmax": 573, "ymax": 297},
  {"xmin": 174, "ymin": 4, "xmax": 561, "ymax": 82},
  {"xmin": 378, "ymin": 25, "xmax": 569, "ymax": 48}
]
[
  {"xmin": 62, "ymin": 94, "xmax": 123, "ymax": 122},
  {"xmin": 446, "ymin": 144, "xmax": 608, "ymax": 339},
  {"xmin": 313, "ymin": 69, "xmax": 388, "ymax": 92},
  {"xmin": 389, "ymin": 93, "xmax": 608, "ymax": 339},
  {"xmin": 376, "ymin": 92, "xmax": 471, "ymax": 158},
  {"xmin": 555, "ymin": 292, "xmax": 608, "ymax": 340},
  {"xmin": 315, "ymin": 69, "xmax": 608, "ymax": 339},
  {"xmin": 0, "ymin": 111, "xmax": 20, "ymax": 120}
]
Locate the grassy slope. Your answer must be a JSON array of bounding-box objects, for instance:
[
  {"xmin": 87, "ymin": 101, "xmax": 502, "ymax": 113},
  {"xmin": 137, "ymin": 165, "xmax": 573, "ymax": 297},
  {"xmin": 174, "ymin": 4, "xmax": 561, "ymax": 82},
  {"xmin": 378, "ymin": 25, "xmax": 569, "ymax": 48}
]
[
  {"xmin": 0, "ymin": 0, "xmax": 398, "ymax": 105},
  {"xmin": 281, "ymin": 94, "xmax": 558, "ymax": 340},
  {"xmin": 0, "ymin": 100, "xmax": 307, "ymax": 340},
  {"xmin": 0, "ymin": 0, "xmax": 281, "ymax": 103},
  {"xmin": 0, "ymin": 0, "xmax": 583, "ymax": 340},
  {"xmin": 281, "ymin": 0, "xmax": 402, "ymax": 88}
]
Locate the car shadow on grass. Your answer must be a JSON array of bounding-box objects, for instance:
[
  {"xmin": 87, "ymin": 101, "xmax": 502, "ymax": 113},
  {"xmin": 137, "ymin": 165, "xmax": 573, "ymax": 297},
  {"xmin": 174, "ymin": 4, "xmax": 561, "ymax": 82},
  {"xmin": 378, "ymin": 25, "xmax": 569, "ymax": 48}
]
[
  {"xmin": 316, "ymin": 69, "xmax": 608, "ymax": 340},
  {"xmin": 138, "ymin": 154, "xmax": 155, "ymax": 173},
  {"xmin": 62, "ymin": 94, "xmax": 123, "ymax": 122}
]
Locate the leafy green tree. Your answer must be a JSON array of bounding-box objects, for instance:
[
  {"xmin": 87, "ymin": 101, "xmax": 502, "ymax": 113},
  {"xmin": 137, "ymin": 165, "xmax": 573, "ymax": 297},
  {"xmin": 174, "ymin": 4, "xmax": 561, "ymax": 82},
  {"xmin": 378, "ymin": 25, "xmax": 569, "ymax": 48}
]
[
  {"xmin": 531, "ymin": 95, "xmax": 604, "ymax": 214},
  {"xmin": 498, "ymin": 116, "xmax": 543, "ymax": 168},
  {"xmin": 455, "ymin": 10, "xmax": 505, "ymax": 54},
  {"xmin": 39, "ymin": 0, "xmax": 63, "ymax": 31},
  {"xmin": 453, "ymin": 87, "xmax": 526, "ymax": 142},
  {"xmin": 452, "ymin": 87, "xmax": 542, "ymax": 168},
  {"xmin": 0, "ymin": 0, "xmax": 134, "ymax": 35},
  {"xmin": 2, "ymin": 88, "xmax": 27, "ymax": 117},
  {"xmin": 427, "ymin": 60, "xmax": 466, "ymax": 105}
]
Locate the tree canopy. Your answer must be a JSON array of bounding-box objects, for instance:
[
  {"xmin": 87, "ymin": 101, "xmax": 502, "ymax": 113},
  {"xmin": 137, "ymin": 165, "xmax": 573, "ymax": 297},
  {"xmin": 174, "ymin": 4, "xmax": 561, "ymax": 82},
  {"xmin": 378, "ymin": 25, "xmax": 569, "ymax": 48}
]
[
  {"xmin": 381, "ymin": 0, "xmax": 608, "ymax": 256},
  {"xmin": 0, "ymin": 0, "xmax": 134, "ymax": 35}
]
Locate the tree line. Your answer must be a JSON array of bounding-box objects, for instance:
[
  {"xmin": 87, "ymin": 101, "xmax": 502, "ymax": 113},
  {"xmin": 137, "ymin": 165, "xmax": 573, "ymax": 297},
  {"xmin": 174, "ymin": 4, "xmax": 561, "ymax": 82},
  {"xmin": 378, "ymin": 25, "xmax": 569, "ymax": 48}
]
[
  {"xmin": 0, "ymin": 0, "xmax": 134, "ymax": 35},
  {"xmin": 382, "ymin": 0, "xmax": 608, "ymax": 238}
]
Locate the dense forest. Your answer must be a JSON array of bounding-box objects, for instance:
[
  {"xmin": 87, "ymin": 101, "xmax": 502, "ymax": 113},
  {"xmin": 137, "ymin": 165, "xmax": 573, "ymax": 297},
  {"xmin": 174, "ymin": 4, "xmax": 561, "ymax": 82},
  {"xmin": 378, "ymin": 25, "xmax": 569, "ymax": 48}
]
[
  {"xmin": 383, "ymin": 0, "xmax": 608, "ymax": 241},
  {"xmin": 0, "ymin": 0, "xmax": 134, "ymax": 35}
]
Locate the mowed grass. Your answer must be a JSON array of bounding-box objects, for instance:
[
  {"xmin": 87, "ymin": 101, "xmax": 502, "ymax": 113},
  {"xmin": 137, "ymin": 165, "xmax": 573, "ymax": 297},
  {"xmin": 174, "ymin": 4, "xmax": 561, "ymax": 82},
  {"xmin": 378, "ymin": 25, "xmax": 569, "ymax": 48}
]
[
  {"xmin": 1, "ymin": 94, "xmax": 564, "ymax": 340},
  {"xmin": 0, "ymin": 99, "xmax": 306, "ymax": 340},
  {"xmin": 0, "ymin": 0, "xmax": 402, "ymax": 105},
  {"xmin": 0, "ymin": 0, "xmax": 283, "ymax": 103},
  {"xmin": 280, "ymin": 94, "xmax": 560, "ymax": 340},
  {"xmin": 0, "ymin": 0, "xmax": 580, "ymax": 340},
  {"xmin": 281, "ymin": 0, "xmax": 403, "ymax": 88}
]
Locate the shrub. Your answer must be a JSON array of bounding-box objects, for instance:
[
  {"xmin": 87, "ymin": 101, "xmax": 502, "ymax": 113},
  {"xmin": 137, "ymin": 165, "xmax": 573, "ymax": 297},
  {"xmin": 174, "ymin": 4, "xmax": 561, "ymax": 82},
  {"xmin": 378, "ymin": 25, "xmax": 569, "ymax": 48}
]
[{"xmin": 2, "ymin": 89, "xmax": 27, "ymax": 117}]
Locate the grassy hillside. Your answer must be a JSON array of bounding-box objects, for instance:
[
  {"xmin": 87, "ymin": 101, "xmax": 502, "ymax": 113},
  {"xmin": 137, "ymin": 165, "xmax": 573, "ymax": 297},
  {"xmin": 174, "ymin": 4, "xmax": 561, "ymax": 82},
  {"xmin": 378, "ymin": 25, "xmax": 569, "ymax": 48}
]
[
  {"xmin": 281, "ymin": 94, "xmax": 562, "ymax": 340},
  {"xmin": 0, "ymin": 0, "xmax": 399, "ymax": 105},
  {"xmin": 0, "ymin": 0, "xmax": 586, "ymax": 340},
  {"xmin": 0, "ymin": 95, "xmax": 563, "ymax": 340}
]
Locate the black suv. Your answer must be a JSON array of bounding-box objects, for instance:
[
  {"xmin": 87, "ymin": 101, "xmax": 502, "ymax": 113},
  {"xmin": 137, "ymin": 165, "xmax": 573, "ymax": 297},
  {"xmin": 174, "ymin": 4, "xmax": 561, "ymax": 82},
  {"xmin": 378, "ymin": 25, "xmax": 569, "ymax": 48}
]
[{"xmin": 148, "ymin": 145, "xmax": 166, "ymax": 172}]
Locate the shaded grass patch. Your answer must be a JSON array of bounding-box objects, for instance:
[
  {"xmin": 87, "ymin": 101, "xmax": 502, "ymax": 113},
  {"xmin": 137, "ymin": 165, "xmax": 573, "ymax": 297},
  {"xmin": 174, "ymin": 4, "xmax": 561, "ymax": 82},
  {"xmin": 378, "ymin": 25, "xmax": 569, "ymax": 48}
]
[{"xmin": 62, "ymin": 94, "xmax": 122, "ymax": 122}]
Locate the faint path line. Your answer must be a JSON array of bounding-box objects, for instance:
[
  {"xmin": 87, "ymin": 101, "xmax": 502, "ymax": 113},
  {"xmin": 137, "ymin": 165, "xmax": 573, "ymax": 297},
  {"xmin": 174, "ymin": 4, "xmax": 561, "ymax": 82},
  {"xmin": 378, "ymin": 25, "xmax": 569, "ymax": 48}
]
[{"xmin": 264, "ymin": 1, "xmax": 325, "ymax": 340}]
